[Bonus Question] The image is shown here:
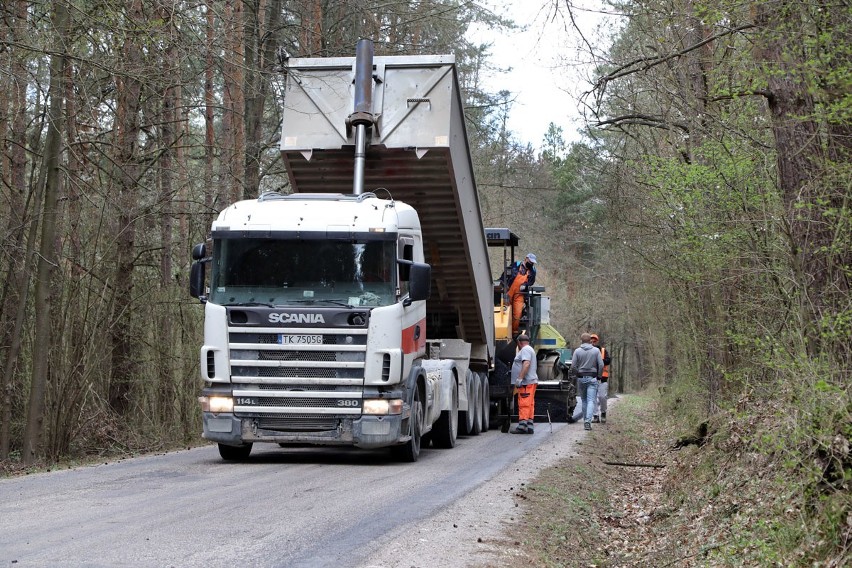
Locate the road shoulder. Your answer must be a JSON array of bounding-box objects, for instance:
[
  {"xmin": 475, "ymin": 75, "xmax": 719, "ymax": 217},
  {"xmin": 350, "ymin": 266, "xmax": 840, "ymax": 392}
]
[{"xmin": 360, "ymin": 402, "xmax": 615, "ymax": 568}]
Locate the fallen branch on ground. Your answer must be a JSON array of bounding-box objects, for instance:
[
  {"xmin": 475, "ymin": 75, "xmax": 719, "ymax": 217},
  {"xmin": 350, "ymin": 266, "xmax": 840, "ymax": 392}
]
[{"xmin": 603, "ymin": 461, "xmax": 665, "ymax": 468}]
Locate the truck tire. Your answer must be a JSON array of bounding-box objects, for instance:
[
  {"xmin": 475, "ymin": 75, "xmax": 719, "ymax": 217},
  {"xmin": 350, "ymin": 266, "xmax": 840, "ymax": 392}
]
[
  {"xmin": 431, "ymin": 378, "xmax": 458, "ymax": 449},
  {"xmin": 470, "ymin": 377, "xmax": 482, "ymax": 436},
  {"xmin": 218, "ymin": 443, "xmax": 252, "ymax": 461},
  {"xmin": 391, "ymin": 385, "xmax": 423, "ymax": 462},
  {"xmin": 501, "ymin": 392, "xmax": 515, "ymax": 433},
  {"xmin": 459, "ymin": 370, "xmax": 476, "ymax": 436},
  {"xmin": 480, "ymin": 373, "xmax": 490, "ymax": 432}
]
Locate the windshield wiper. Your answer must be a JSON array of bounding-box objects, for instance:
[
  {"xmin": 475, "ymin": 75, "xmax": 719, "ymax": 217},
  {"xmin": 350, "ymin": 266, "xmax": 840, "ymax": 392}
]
[
  {"xmin": 284, "ymin": 298, "xmax": 355, "ymax": 307},
  {"xmin": 228, "ymin": 301, "xmax": 275, "ymax": 307},
  {"xmin": 319, "ymin": 299, "xmax": 354, "ymax": 307}
]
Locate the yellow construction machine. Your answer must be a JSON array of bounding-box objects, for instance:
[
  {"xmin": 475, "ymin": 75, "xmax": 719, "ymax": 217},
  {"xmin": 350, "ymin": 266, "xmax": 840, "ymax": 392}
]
[{"xmin": 485, "ymin": 228, "xmax": 577, "ymax": 431}]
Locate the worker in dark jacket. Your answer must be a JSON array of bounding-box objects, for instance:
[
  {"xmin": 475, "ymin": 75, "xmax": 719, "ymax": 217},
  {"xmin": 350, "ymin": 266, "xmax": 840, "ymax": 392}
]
[
  {"xmin": 571, "ymin": 332, "xmax": 604, "ymax": 431},
  {"xmin": 505, "ymin": 253, "xmax": 537, "ymax": 336}
]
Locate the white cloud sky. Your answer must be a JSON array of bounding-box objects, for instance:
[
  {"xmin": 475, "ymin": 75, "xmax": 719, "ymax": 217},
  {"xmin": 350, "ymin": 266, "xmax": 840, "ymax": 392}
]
[{"xmin": 469, "ymin": 1, "xmax": 603, "ymax": 148}]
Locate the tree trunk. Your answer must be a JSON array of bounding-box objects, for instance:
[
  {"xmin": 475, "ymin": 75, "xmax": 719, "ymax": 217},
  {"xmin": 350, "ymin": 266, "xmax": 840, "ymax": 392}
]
[
  {"xmin": 244, "ymin": 0, "xmax": 282, "ymax": 197},
  {"xmin": 158, "ymin": 1, "xmax": 177, "ymax": 288},
  {"xmin": 107, "ymin": 0, "xmax": 145, "ymax": 415},
  {"xmin": 22, "ymin": 2, "xmax": 69, "ymax": 464},
  {"xmin": 220, "ymin": 0, "xmax": 246, "ymax": 203},
  {"xmin": 0, "ymin": 0, "xmax": 31, "ymax": 459},
  {"xmin": 753, "ymin": 1, "xmax": 827, "ymax": 355},
  {"xmin": 156, "ymin": 0, "xmax": 179, "ymax": 423},
  {"xmin": 303, "ymin": 0, "xmax": 323, "ymax": 55},
  {"xmin": 205, "ymin": 0, "xmax": 216, "ymax": 220}
]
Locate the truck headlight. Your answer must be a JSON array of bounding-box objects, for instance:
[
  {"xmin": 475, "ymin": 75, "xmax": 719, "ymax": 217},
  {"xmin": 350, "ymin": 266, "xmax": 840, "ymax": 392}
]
[
  {"xmin": 362, "ymin": 398, "xmax": 403, "ymax": 415},
  {"xmin": 199, "ymin": 395, "xmax": 234, "ymax": 413}
]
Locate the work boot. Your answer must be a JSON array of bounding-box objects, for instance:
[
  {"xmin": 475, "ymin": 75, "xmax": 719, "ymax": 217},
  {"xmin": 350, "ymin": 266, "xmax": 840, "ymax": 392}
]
[
  {"xmin": 592, "ymin": 415, "xmax": 600, "ymax": 423},
  {"xmin": 510, "ymin": 425, "xmax": 528, "ymax": 434},
  {"xmin": 601, "ymin": 412, "xmax": 607, "ymax": 424},
  {"xmin": 584, "ymin": 421, "xmax": 592, "ymax": 431}
]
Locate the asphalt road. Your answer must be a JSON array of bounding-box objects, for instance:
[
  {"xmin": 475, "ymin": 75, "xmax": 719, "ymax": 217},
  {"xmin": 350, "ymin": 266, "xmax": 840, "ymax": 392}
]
[{"xmin": 0, "ymin": 424, "xmax": 574, "ymax": 567}]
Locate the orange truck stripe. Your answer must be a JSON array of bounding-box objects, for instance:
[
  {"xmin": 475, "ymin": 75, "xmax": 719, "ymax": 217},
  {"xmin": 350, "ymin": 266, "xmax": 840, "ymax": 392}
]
[{"xmin": 401, "ymin": 318, "xmax": 427, "ymax": 354}]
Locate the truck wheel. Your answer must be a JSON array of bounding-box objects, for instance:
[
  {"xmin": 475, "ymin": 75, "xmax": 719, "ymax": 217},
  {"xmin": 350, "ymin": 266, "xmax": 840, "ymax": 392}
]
[
  {"xmin": 431, "ymin": 379, "xmax": 458, "ymax": 449},
  {"xmin": 470, "ymin": 377, "xmax": 482, "ymax": 436},
  {"xmin": 500, "ymin": 393, "xmax": 515, "ymax": 433},
  {"xmin": 480, "ymin": 373, "xmax": 490, "ymax": 432},
  {"xmin": 391, "ymin": 386, "xmax": 422, "ymax": 462},
  {"xmin": 218, "ymin": 443, "xmax": 252, "ymax": 461},
  {"xmin": 459, "ymin": 370, "xmax": 476, "ymax": 436}
]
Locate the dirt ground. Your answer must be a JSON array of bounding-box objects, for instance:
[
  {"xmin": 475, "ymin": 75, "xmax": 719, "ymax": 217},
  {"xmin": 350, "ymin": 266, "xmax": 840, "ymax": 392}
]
[{"xmin": 360, "ymin": 398, "xmax": 624, "ymax": 568}]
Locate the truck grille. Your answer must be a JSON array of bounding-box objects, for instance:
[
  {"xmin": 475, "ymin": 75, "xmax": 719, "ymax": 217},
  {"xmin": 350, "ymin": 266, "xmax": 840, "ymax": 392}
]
[
  {"xmin": 235, "ymin": 367, "xmax": 363, "ymax": 379},
  {"xmin": 256, "ymin": 416, "xmax": 339, "ymax": 432},
  {"xmin": 228, "ymin": 325, "xmax": 368, "ymax": 419}
]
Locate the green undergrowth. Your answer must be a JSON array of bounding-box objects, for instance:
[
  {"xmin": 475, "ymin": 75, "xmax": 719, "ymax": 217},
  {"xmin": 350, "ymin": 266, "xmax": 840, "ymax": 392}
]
[{"xmin": 495, "ymin": 387, "xmax": 852, "ymax": 567}]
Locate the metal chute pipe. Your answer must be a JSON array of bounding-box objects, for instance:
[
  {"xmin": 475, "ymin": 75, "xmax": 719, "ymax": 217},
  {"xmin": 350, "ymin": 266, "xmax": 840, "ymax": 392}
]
[
  {"xmin": 353, "ymin": 124, "xmax": 367, "ymax": 195},
  {"xmin": 353, "ymin": 39, "xmax": 374, "ymax": 116},
  {"xmin": 350, "ymin": 39, "xmax": 375, "ymax": 196}
]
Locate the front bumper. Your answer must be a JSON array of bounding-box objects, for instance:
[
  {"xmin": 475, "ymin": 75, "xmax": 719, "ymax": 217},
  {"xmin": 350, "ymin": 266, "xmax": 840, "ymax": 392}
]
[{"xmin": 202, "ymin": 412, "xmax": 405, "ymax": 449}]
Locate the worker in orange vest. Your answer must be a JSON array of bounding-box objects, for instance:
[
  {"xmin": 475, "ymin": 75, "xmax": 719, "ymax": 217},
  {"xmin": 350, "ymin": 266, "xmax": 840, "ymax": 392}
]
[
  {"xmin": 590, "ymin": 333, "xmax": 612, "ymax": 423},
  {"xmin": 510, "ymin": 334, "xmax": 538, "ymax": 434},
  {"xmin": 505, "ymin": 253, "xmax": 537, "ymax": 336}
]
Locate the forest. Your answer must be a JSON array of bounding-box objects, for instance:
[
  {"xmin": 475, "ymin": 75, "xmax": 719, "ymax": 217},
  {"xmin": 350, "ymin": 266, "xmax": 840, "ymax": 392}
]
[{"xmin": 1, "ymin": 0, "xmax": 849, "ymax": 562}]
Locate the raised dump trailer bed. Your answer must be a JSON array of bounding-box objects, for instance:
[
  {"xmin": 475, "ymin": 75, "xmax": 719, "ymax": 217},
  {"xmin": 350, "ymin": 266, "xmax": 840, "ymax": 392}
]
[{"xmin": 280, "ymin": 53, "xmax": 493, "ymax": 368}]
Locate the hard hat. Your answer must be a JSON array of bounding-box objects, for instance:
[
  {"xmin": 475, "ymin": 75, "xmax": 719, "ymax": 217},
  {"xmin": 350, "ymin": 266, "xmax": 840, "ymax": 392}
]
[
  {"xmin": 590, "ymin": 333, "xmax": 599, "ymax": 341},
  {"xmin": 526, "ymin": 253, "xmax": 537, "ymax": 264}
]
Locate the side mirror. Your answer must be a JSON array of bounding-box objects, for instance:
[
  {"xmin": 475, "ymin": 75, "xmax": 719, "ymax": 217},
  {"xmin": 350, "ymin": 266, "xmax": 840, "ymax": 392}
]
[
  {"xmin": 189, "ymin": 243, "xmax": 207, "ymax": 300},
  {"xmin": 408, "ymin": 262, "xmax": 431, "ymax": 302},
  {"xmin": 189, "ymin": 261, "xmax": 206, "ymax": 299},
  {"xmin": 191, "ymin": 242, "xmax": 206, "ymax": 261}
]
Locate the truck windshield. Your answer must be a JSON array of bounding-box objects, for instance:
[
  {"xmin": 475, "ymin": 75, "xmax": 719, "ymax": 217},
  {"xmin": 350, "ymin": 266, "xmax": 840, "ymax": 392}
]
[{"xmin": 209, "ymin": 238, "xmax": 396, "ymax": 308}]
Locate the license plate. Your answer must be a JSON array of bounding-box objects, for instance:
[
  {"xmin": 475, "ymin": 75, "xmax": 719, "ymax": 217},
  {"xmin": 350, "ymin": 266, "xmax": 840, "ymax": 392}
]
[{"xmin": 278, "ymin": 334, "xmax": 323, "ymax": 345}]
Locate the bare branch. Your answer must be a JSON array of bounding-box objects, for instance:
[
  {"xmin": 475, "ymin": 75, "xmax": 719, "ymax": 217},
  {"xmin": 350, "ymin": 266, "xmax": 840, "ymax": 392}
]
[{"xmin": 593, "ymin": 24, "xmax": 756, "ymax": 92}]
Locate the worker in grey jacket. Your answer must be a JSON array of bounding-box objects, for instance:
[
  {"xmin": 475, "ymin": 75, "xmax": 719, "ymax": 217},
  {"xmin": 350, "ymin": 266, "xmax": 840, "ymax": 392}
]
[{"xmin": 571, "ymin": 332, "xmax": 604, "ymax": 430}]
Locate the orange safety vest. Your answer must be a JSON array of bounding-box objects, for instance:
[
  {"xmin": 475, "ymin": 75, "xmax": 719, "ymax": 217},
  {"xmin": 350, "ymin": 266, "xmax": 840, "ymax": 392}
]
[
  {"xmin": 507, "ymin": 266, "xmax": 529, "ymax": 299},
  {"xmin": 600, "ymin": 346, "xmax": 610, "ymax": 378}
]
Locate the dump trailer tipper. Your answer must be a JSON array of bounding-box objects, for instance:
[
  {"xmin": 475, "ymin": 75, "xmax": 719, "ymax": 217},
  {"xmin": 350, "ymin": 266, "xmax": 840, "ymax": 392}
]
[{"xmin": 189, "ymin": 40, "xmax": 494, "ymax": 461}]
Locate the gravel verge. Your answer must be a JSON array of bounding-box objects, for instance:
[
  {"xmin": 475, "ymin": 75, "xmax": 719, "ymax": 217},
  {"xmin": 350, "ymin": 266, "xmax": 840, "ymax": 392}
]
[{"xmin": 359, "ymin": 401, "xmax": 615, "ymax": 568}]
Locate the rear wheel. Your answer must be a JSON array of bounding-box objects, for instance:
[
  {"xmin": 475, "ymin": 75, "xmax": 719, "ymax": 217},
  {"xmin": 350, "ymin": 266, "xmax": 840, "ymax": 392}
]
[
  {"xmin": 218, "ymin": 443, "xmax": 252, "ymax": 461},
  {"xmin": 431, "ymin": 378, "xmax": 458, "ymax": 449},
  {"xmin": 502, "ymin": 391, "xmax": 516, "ymax": 433},
  {"xmin": 470, "ymin": 376, "xmax": 482, "ymax": 435},
  {"xmin": 480, "ymin": 373, "xmax": 490, "ymax": 432},
  {"xmin": 391, "ymin": 386, "xmax": 422, "ymax": 462},
  {"xmin": 459, "ymin": 370, "xmax": 476, "ymax": 435}
]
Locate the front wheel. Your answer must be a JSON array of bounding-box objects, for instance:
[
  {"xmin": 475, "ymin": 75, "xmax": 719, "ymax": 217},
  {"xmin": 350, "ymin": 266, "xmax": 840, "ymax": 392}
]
[
  {"xmin": 391, "ymin": 386, "xmax": 423, "ymax": 462},
  {"xmin": 432, "ymin": 378, "xmax": 458, "ymax": 449},
  {"xmin": 218, "ymin": 442, "xmax": 252, "ymax": 461}
]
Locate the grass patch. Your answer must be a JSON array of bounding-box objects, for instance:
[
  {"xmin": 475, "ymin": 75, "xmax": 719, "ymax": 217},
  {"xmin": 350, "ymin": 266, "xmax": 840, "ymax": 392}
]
[{"xmin": 491, "ymin": 389, "xmax": 852, "ymax": 567}]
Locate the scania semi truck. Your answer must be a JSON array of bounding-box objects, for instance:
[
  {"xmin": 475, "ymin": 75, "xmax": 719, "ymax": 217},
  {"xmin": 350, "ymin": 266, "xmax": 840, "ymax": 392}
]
[{"xmin": 189, "ymin": 40, "xmax": 494, "ymax": 462}]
